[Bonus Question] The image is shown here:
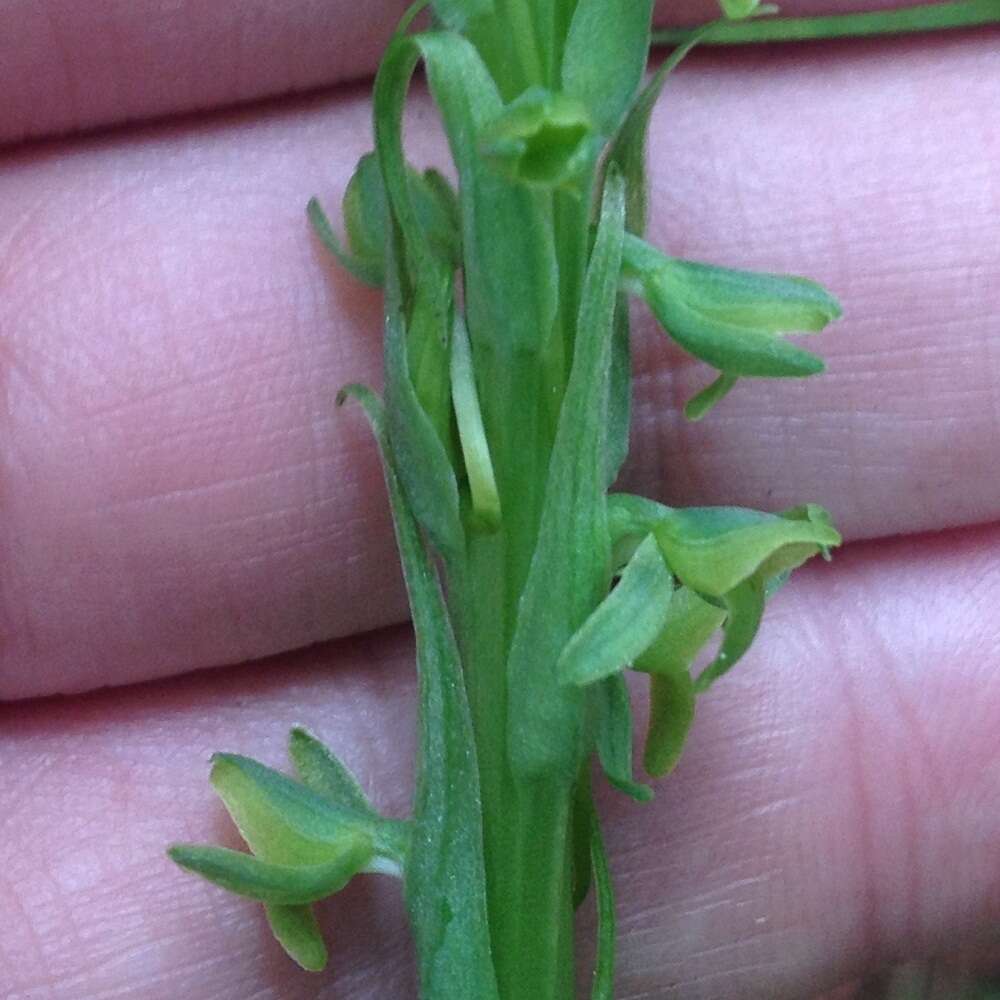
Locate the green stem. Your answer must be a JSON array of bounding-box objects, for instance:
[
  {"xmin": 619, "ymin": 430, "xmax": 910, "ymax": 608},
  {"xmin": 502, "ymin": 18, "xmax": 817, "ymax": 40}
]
[
  {"xmin": 457, "ymin": 535, "xmax": 575, "ymax": 1000},
  {"xmin": 653, "ymin": 0, "xmax": 1000, "ymax": 46}
]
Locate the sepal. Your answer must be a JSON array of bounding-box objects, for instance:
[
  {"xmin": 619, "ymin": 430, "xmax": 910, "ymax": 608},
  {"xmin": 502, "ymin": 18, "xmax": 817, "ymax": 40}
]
[
  {"xmin": 168, "ymin": 835, "xmax": 373, "ymax": 906},
  {"xmin": 479, "ymin": 87, "xmax": 596, "ymax": 192}
]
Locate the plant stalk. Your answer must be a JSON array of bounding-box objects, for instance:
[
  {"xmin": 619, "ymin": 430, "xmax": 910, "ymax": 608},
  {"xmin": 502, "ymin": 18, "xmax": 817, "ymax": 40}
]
[{"xmin": 653, "ymin": 0, "xmax": 1000, "ymax": 46}]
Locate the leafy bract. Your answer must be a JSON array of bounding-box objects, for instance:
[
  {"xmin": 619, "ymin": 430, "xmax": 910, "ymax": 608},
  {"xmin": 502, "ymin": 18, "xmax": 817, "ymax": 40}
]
[
  {"xmin": 338, "ymin": 384, "xmax": 500, "ymax": 1000},
  {"xmin": 562, "ymin": 0, "xmax": 654, "ymax": 136},
  {"xmin": 168, "ymin": 836, "xmax": 372, "ymax": 905},
  {"xmin": 432, "ymin": 0, "xmax": 493, "ymax": 30},
  {"xmin": 594, "ymin": 673, "xmax": 652, "ymax": 802},
  {"xmin": 604, "ymin": 296, "xmax": 632, "ymax": 486},
  {"xmin": 383, "ymin": 242, "xmax": 464, "ymax": 563},
  {"xmin": 606, "ymin": 27, "xmax": 713, "ymax": 234},
  {"xmin": 558, "ymin": 533, "xmax": 674, "ymax": 687},
  {"xmin": 506, "ymin": 173, "xmax": 626, "ymax": 782},
  {"xmin": 588, "ymin": 802, "xmax": 616, "ymax": 1000}
]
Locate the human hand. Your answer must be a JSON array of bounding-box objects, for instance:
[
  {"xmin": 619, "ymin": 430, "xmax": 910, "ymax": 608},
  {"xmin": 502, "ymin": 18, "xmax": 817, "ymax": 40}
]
[{"xmin": 1, "ymin": 2, "xmax": 998, "ymax": 996}]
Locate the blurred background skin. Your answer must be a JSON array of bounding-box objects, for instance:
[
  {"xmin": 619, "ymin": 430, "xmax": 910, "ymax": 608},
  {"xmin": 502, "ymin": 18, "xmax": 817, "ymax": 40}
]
[{"xmin": 0, "ymin": 2, "xmax": 998, "ymax": 997}]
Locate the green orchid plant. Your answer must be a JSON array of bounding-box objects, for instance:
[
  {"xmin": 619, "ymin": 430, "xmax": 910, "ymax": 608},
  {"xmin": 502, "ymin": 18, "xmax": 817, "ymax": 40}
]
[{"xmin": 168, "ymin": 1, "xmax": 870, "ymax": 995}]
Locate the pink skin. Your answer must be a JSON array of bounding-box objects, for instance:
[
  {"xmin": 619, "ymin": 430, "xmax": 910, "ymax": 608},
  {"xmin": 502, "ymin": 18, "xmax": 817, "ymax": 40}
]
[{"xmin": 0, "ymin": 3, "xmax": 998, "ymax": 996}]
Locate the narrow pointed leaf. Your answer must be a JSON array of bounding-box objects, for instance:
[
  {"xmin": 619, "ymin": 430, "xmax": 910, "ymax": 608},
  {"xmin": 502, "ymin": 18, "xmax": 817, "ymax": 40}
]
[
  {"xmin": 431, "ymin": 0, "xmax": 493, "ymax": 30},
  {"xmin": 559, "ymin": 534, "xmax": 674, "ymax": 687},
  {"xmin": 605, "ymin": 27, "xmax": 713, "ymax": 234},
  {"xmin": 644, "ymin": 670, "xmax": 696, "ymax": 777},
  {"xmin": 684, "ymin": 372, "xmax": 738, "ymax": 421},
  {"xmin": 343, "ymin": 152, "xmax": 391, "ymax": 276},
  {"xmin": 654, "ymin": 504, "xmax": 841, "ymax": 597},
  {"xmin": 451, "ymin": 313, "xmax": 502, "ymax": 529},
  {"xmin": 594, "ymin": 673, "xmax": 652, "ymax": 802},
  {"xmin": 507, "ymin": 174, "xmax": 626, "ymax": 781},
  {"xmin": 383, "ymin": 233, "xmax": 464, "ymax": 563},
  {"xmin": 338, "ymin": 384, "xmax": 500, "ymax": 1000},
  {"xmin": 571, "ymin": 776, "xmax": 595, "ymax": 909},
  {"xmin": 307, "ymin": 197, "xmax": 383, "ymax": 288},
  {"xmin": 588, "ymin": 800, "xmax": 616, "ymax": 999},
  {"xmin": 562, "ymin": 0, "xmax": 654, "ymax": 136},
  {"xmin": 604, "ymin": 296, "xmax": 631, "ymax": 486},
  {"xmin": 287, "ymin": 727, "xmax": 376, "ymax": 819},
  {"xmin": 265, "ymin": 904, "xmax": 328, "ymax": 971},
  {"xmin": 694, "ymin": 577, "xmax": 766, "ymax": 692},
  {"xmin": 168, "ymin": 836, "xmax": 372, "ymax": 905}
]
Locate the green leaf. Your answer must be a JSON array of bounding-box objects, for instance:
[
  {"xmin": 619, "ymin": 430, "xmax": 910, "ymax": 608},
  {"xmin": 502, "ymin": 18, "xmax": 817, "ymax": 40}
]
[
  {"xmin": 633, "ymin": 585, "xmax": 726, "ymax": 678},
  {"xmin": 307, "ymin": 196, "xmax": 383, "ymax": 288},
  {"xmin": 558, "ymin": 534, "xmax": 674, "ymax": 687},
  {"xmin": 594, "ymin": 673, "xmax": 653, "ymax": 802},
  {"xmin": 570, "ymin": 776, "xmax": 595, "ymax": 909},
  {"xmin": 479, "ymin": 87, "xmax": 596, "ymax": 191},
  {"xmin": 562, "ymin": 0, "xmax": 655, "ymax": 136},
  {"xmin": 265, "ymin": 904, "xmax": 328, "ymax": 971},
  {"xmin": 693, "ymin": 577, "xmax": 765, "ymax": 692},
  {"xmin": 210, "ymin": 753, "xmax": 376, "ymax": 866},
  {"xmin": 653, "ymin": 503, "xmax": 841, "ymax": 597},
  {"xmin": 643, "ymin": 669, "xmax": 696, "ymax": 777},
  {"xmin": 431, "ymin": 0, "xmax": 493, "ymax": 30},
  {"xmin": 588, "ymin": 800, "xmax": 616, "ymax": 999},
  {"xmin": 338, "ymin": 384, "xmax": 500, "ymax": 1000},
  {"xmin": 168, "ymin": 837, "xmax": 372, "ymax": 905},
  {"xmin": 622, "ymin": 235, "xmax": 838, "ymax": 378},
  {"xmin": 287, "ymin": 727, "xmax": 377, "ymax": 820},
  {"xmin": 605, "ymin": 27, "xmax": 712, "ymax": 235},
  {"xmin": 451, "ymin": 313, "xmax": 502, "ymax": 530},
  {"xmin": 684, "ymin": 372, "xmax": 738, "ymax": 421},
  {"xmin": 507, "ymin": 173, "xmax": 626, "ymax": 782},
  {"xmin": 604, "ymin": 296, "xmax": 631, "ymax": 486},
  {"xmin": 383, "ymin": 232, "xmax": 464, "ymax": 563}
]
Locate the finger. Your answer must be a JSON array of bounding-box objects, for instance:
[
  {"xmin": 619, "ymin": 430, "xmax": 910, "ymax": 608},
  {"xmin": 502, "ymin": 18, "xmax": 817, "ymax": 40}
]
[
  {"xmin": 2, "ymin": 525, "xmax": 998, "ymax": 998},
  {"xmin": 1, "ymin": 36, "xmax": 998, "ymax": 698},
  {"xmin": 0, "ymin": 0, "xmax": 970, "ymax": 146}
]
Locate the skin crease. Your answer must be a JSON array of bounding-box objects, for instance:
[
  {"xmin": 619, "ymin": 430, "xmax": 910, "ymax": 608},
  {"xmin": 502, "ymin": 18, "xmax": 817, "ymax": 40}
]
[{"xmin": 0, "ymin": 3, "xmax": 998, "ymax": 998}]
